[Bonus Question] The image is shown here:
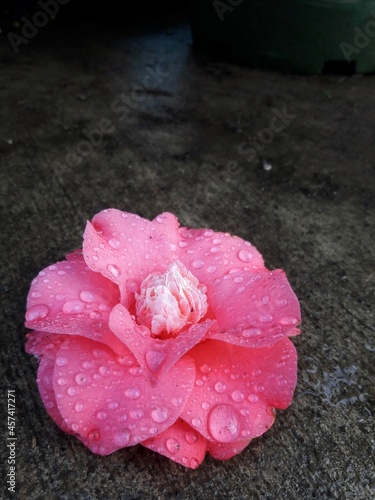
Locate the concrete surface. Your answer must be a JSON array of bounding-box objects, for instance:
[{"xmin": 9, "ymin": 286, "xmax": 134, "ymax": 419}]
[{"xmin": 0, "ymin": 4, "xmax": 374, "ymax": 499}]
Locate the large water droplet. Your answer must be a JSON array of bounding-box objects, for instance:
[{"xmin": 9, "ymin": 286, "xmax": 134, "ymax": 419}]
[
  {"xmin": 26, "ymin": 304, "xmax": 50, "ymax": 322},
  {"xmin": 107, "ymin": 264, "xmax": 121, "ymax": 278},
  {"xmin": 238, "ymin": 249, "xmax": 253, "ymax": 262},
  {"xmin": 208, "ymin": 404, "xmax": 241, "ymax": 442},
  {"xmin": 166, "ymin": 438, "xmax": 180, "ymax": 454},
  {"xmin": 145, "ymin": 350, "xmax": 166, "ymax": 373},
  {"xmin": 63, "ymin": 300, "xmax": 84, "ymax": 314},
  {"xmin": 114, "ymin": 430, "xmax": 130, "ymax": 447},
  {"xmin": 151, "ymin": 407, "xmax": 169, "ymax": 423}
]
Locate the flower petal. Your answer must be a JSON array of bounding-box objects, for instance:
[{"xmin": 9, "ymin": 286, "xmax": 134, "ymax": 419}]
[
  {"xmin": 36, "ymin": 355, "xmax": 71, "ymax": 433},
  {"xmin": 181, "ymin": 338, "xmax": 297, "ymax": 444},
  {"xmin": 152, "ymin": 212, "xmax": 181, "ymax": 248},
  {"xmin": 26, "ymin": 331, "xmax": 69, "ymax": 359},
  {"xmin": 52, "ymin": 336, "xmax": 196, "ymax": 455},
  {"xmin": 142, "ymin": 419, "xmax": 207, "ymax": 469},
  {"xmin": 109, "ymin": 303, "xmax": 214, "ymax": 387},
  {"xmin": 207, "ymin": 439, "xmax": 251, "ymax": 460},
  {"xmin": 207, "ymin": 269, "xmax": 301, "ymax": 347},
  {"xmin": 25, "ymin": 257, "xmax": 125, "ymax": 354},
  {"xmin": 176, "ymin": 228, "xmax": 265, "ymax": 287},
  {"xmin": 82, "ymin": 209, "xmax": 173, "ymax": 289}
]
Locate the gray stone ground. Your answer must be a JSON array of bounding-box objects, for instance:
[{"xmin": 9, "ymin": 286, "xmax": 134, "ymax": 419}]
[{"xmin": 0, "ymin": 10, "xmax": 374, "ymax": 500}]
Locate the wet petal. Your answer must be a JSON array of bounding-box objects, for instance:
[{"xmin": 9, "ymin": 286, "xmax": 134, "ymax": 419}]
[
  {"xmin": 25, "ymin": 256, "xmax": 125, "ymax": 354},
  {"xmin": 109, "ymin": 303, "xmax": 214, "ymax": 387},
  {"xmin": 52, "ymin": 336, "xmax": 196, "ymax": 455},
  {"xmin": 207, "ymin": 269, "xmax": 301, "ymax": 347},
  {"xmin": 26, "ymin": 331, "xmax": 69, "ymax": 359},
  {"xmin": 176, "ymin": 228, "xmax": 265, "ymax": 287},
  {"xmin": 82, "ymin": 209, "xmax": 173, "ymax": 288},
  {"xmin": 181, "ymin": 338, "xmax": 297, "ymax": 444},
  {"xmin": 36, "ymin": 356, "xmax": 71, "ymax": 433},
  {"xmin": 152, "ymin": 212, "xmax": 181, "ymax": 249},
  {"xmin": 142, "ymin": 419, "xmax": 207, "ymax": 469}
]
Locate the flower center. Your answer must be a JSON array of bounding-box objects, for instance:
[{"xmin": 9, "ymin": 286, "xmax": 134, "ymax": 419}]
[{"xmin": 135, "ymin": 260, "xmax": 208, "ymax": 336}]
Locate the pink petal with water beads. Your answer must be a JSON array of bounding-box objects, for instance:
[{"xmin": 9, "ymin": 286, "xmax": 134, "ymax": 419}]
[
  {"xmin": 142, "ymin": 419, "xmax": 208, "ymax": 469},
  {"xmin": 25, "ymin": 256, "xmax": 125, "ymax": 354},
  {"xmin": 82, "ymin": 209, "xmax": 173, "ymax": 287},
  {"xmin": 181, "ymin": 338, "xmax": 297, "ymax": 445},
  {"xmin": 207, "ymin": 439, "xmax": 252, "ymax": 460},
  {"xmin": 109, "ymin": 303, "xmax": 214, "ymax": 387},
  {"xmin": 26, "ymin": 331, "xmax": 69, "ymax": 359},
  {"xmin": 52, "ymin": 336, "xmax": 195, "ymax": 455},
  {"xmin": 207, "ymin": 269, "xmax": 301, "ymax": 348}
]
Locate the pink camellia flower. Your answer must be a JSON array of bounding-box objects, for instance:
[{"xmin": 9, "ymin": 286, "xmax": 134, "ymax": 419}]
[{"xmin": 25, "ymin": 210, "xmax": 301, "ymax": 469}]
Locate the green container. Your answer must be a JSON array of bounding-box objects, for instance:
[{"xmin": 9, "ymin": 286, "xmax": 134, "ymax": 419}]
[{"xmin": 189, "ymin": 0, "xmax": 375, "ymax": 74}]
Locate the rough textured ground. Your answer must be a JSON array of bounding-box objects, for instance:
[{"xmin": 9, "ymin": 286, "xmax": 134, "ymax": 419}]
[{"xmin": 0, "ymin": 5, "xmax": 374, "ymax": 500}]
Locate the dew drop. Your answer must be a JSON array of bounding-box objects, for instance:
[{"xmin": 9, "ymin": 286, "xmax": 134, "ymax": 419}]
[
  {"xmin": 129, "ymin": 409, "xmax": 143, "ymax": 420},
  {"xmin": 248, "ymin": 394, "xmax": 259, "ymax": 403},
  {"xmin": 26, "ymin": 304, "xmax": 50, "ymax": 322},
  {"xmin": 185, "ymin": 430, "xmax": 198, "ymax": 444},
  {"xmin": 92, "ymin": 349, "xmax": 104, "ymax": 359},
  {"xmin": 238, "ymin": 249, "xmax": 253, "ymax": 262},
  {"xmin": 125, "ymin": 388, "xmax": 140, "ymax": 400},
  {"xmin": 261, "ymin": 294, "xmax": 270, "ymax": 305},
  {"xmin": 88, "ymin": 429, "xmax": 101, "ymax": 441},
  {"xmin": 75, "ymin": 401, "xmax": 85, "ymax": 413},
  {"xmin": 96, "ymin": 410, "xmax": 107, "ymax": 420},
  {"xmin": 57, "ymin": 377, "xmax": 67, "ymax": 386},
  {"xmin": 192, "ymin": 259, "xmax": 204, "ymax": 269},
  {"xmin": 116, "ymin": 355, "xmax": 134, "ymax": 367},
  {"xmin": 214, "ymin": 382, "xmax": 226, "ymax": 394},
  {"xmin": 92, "ymin": 255, "xmax": 99, "ymax": 262},
  {"xmin": 172, "ymin": 397, "xmax": 183, "ymax": 408},
  {"xmin": 114, "ymin": 430, "xmax": 130, "ymax": 447},
  {"xmin": 201, "ymin": 401, "xmax": 210, "ymax": 411},
  {"xmin": 280, "ymin": 316, "xmax": 298, "ymax": 325},
  {"xmin": 67, "ymin": 386, "xmax": 77, "ymax": 396},
  {"xmin": 200, "ymin": 364, "xmax": 211, "ymax": 374},
  {"xmin": 242, "ymin": 328, "xmax": 261, "ymax": 338},
  {"xmin": 190, "ymin": 458, "xmax": 199, "ymax": 469},
  {"xmin": 80, "ymin": 290, "xmax": 96, "ymax": 303},
  {"xmin": 108, "ymin": 401, "xmax": 119, "ymax": 410},
  {"xmin": 56, "ymin": 356, "xmax": 68, "ymax": 367},
  {"xmin": 151, "ymin": 407, "xmax": 169, "ymax": 423},
  {"xmin": 108, "ymin": 238, "xmax": 121, "ymax": 249},
  {"xmin": 231, "ymin": 390, "xmax": 245, "ymax": 403},
  {"xmin": 99, "ymin": 366, "xmax": 112, "ymax": 377},
  {"xmin": 63, "ymin": 300, "xmax": 84, "ymax": 314},
  {"xmin": 233, "ymin": 276, "xmax": 244, "ymax": 283},
  {"xmin": 207, "ymin": 266, "xmax": 216, "ymax": 273},
  {"xmin": 260, "ymin": 314, "xmax": 273, "ymax": 323},
  {"xmin": 145, "ymin": 350, "xmax": 166, "ymax": 373},
  {"xmin": 208, "ymin": 404, "xmax": 241, "ymax": 442},
  {"xmin": 178, "ymin": 241, "xmax": 187, "ymax": 248},
  {"xmin": 107, "ymin": 264, "xmax": 121, "ymax": 278},
  {"xmin": 166, "ymin": 438, "xmax": 180, "ymax": 454},
  {"xmin": 75, "ymin": 373, "xmax": 88, "ymax": 385},
  {"xmin": 191, "ymin": 417, "xmax": 202, "ymax": 428}
]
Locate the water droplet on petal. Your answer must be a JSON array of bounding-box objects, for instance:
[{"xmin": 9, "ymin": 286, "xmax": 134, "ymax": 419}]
[
  {"xmin": 92, "ymin": 255, "xmax": 99, "ymax": 262},
  {"xmin": 80, "ymin": 290, "xmax": 96, "ymax": 303},
  {"xmin": 207, "ymin": 266, "xmax": 216, "ymax": 273},
  {"xmin": 129, "ymin": 409, "xmax": 143, "ymax": 420},
  {"xmin": 208, "ymin": 404, "xmax": 241, "ymax": 442},
  {"xmin": 97, "ymin": 410, "xmax": 107, "ymax": 420},
  {"xmin": 99, "ymin": 366, "xmax": 112, "ymax": 377},
  {"xmin": 108, "ymin": 238, "xmax": 121, "ymax": 249},
  {"xmin": 185, "ymin": 430, "xmax": 198, "ymax": 444},
  {"xmin": 192, "ymin": 259, "xmax": 204, "ymax": 269},
  {"xmin": 114, "ymin": 430, "xmax": 130, "ymax": 447},
  {"xmin": 190, "ymin": 458, "xmax": 199, "ymax": 469},
  {"xmin": 191, "ymin": 417, "xmax": 202, "ymax": 427},
  {"xmin": 260, "ymin": 314, "xmax": 273, "ymax": 323},
  {"xmin": 88, "ymin": 429, "xmax": 101, "ymax": 441},
  {"xmin": 242, "ymin": 328, "xmax": 261, "ymax": 338},
  {"xmin": 56, "ymin": 356, "xmax": 68, "ymax": 367},
  {"xmin": 200, "ymin": 364, "xmax": 211, "ymax": 374},
  {"xmin": 231, "ymin": 390, "xmax": 245, "ymax": 403},
  {"xmin": 172, "ymin": 397, "xmax": 183, "ymax": 407},
  {"xmin": 151, "ymin": 407, "xmax": 169, "ymax": 423},
  {"xmin": 248, "ymin": 394, "xmax": 259, "ymax": 403},
  {"xmin": 63, "ymin": 300, "xmax": 84, "ymax": 314},
  {"xmin": 107, "ymin": 264, "xmax": 121, "ymax": 278},
  {"xmin": 26, "ymin": 304, "xmax": 50, "ymax": 321},
  {"xmin": 166, "ymin": 438, "xmax": 180, "ymax": 454},
  {"xmin": 280, "ymin": 316, "xmax": 298, "ymax": 325},
  {"xmin": 67, "ymin": 386, "xmax": 77, "ymax": 396},
  {"xmin": 75, "ymin": 401, "xmax": 85, "ymax": 413},
  {"xmin": 145, "ymin": 350, "xmax": 166, "ymax": 373},
  {"xmin": 108, "ymin": 401, "xmax": 119, "ymax": 410},
  {"xmin": 214, "ymin": 382, "xmax": 226, "ymax": 394},
  {"xmin": 125, "ymin": 388, "xmax": 140, "ymax": 400},
  {"xmin": 57, "ymin": 377, "xmax": 67, "ymax": 386},
  {"xmin": 116, "ymin": 355, "xmax": 134, "ymax": 367},
  {"xmin": 238, "ymin": 249, "xmax": 253, "ymax": 262},
  {"xmin": 75, "ymin": 373, "xmax": 88, "ymax": 385}
]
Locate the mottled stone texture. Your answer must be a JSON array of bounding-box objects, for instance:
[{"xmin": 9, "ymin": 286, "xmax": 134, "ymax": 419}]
[{"xmin": 0, "ymin": 6, "xmax": 374, "ymax": 500}]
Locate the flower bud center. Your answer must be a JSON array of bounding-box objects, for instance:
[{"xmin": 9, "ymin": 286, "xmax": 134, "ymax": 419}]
[{"xmin": 135, "ymin": 260, "xmax": 208, "ymax": 336}]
